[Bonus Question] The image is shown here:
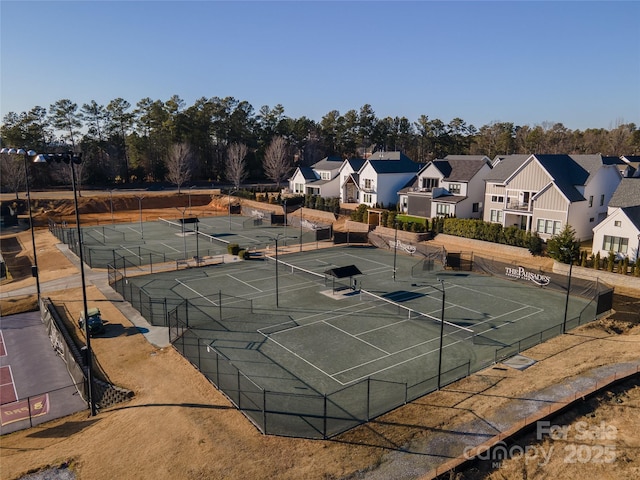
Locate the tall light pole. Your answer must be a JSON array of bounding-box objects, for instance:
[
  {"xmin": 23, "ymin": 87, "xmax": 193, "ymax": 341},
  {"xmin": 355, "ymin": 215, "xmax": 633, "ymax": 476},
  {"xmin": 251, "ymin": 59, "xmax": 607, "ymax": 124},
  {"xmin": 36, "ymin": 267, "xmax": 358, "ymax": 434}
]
[
  {"xmin": 135, "ymin": 195, "xmax": 145, "ymax": 239},
  {"xmin": 393, "ymin": 219, "xmax": 398, "ymax": 281},
  {"xmin": 436, "ymin": 278, "xmax": 446, "ymax": 389},
  {"xmin": 188, "ymin": 185, "xmax": 196, "ymax": 215},
  {"xmin": 0, "ymin": 148, "xmax": 40, "ymax": 299},
  {"xmin": 176, "ymin": 207, "xmax": 188, "ymax": 259},
  {"xmin": 561, "ymin": 246, "xmax": 576, "ymax": 334},
  {"xmin": 109, "ymin": 189, "xmax": 115, "ymax": 224},
  {"xmin": 258, "ymin": 234, "xmax": 296, "ymax": 308},
  {"xmin": 35, "ymin": 151, "xmax": 97, "ymax": 416},
  {"xmin": 228, "ymin": 188, "xmax": 237, "ymax": 231}
]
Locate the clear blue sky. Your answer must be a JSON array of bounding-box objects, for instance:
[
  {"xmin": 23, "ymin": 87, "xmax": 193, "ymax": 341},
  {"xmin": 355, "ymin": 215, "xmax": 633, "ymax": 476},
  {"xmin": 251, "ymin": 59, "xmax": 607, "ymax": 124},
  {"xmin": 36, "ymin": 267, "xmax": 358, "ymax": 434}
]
[{"xmin": 1, "ymin": 1, "xmax": 639, "ymax": 131}]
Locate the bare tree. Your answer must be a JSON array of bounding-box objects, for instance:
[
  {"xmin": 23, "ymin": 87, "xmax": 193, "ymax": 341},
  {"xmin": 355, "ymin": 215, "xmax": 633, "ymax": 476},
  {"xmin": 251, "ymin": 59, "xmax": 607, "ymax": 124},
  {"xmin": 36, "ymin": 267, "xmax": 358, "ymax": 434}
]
[
  {"xmin": 0, "ymin": 154, "xmax": 26, "ymax": 199},
  {"xmin": 225, "ymin": 143, "xmax": 249, "ymax": 189},
  {"xmin": 165, "ymin": 143, "xmax": 193, "ymax": 193},
  {"xmin": 263, "ymin": 136, "xmax": 291, "ymax": 188}
]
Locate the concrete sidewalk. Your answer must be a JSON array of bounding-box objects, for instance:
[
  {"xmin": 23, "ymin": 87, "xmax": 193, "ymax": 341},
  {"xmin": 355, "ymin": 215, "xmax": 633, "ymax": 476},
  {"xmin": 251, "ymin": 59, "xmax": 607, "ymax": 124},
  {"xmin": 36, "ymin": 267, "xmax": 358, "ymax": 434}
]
[{"xmin": 364, "ymin": 361, "xmax": 640, "ymax": 479}]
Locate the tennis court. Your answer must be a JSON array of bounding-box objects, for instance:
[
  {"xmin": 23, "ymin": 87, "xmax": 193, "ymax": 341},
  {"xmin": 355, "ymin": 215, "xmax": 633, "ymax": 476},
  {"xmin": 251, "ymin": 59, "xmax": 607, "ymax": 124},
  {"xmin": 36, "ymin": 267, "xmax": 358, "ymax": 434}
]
[
  {"xmin": 51, "ymin": 214, "xmax": 321, "ymax": 269},
  {"xmin": 119, "ymin": 245, "xmax": 592, "ymax": 401}
]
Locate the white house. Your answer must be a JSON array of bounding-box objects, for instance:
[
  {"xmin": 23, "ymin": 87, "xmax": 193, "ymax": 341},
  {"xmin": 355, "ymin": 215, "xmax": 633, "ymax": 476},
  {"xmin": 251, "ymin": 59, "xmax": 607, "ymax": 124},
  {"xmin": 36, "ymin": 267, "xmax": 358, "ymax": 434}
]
[
  {"xmin": 592, "ymin": 178, "xmax": 640, "ymax": 261},
  {"xmin": 339, "ymin": 158, "xmax": 367, "ymax": 203},
  {"xmin": 341, "ymin": 152, "xmax": 421, "ymax": 208},
  {"xmin": 288, "ymin": 156, "xmax": 343, "ymax": 197},
  {"xmin": 398, "ymin": 155, "xmax": 492, "ymax": 218},
  {"xmin": 483, "ymin": 154, "xmax": 622, "ymax": 241}
]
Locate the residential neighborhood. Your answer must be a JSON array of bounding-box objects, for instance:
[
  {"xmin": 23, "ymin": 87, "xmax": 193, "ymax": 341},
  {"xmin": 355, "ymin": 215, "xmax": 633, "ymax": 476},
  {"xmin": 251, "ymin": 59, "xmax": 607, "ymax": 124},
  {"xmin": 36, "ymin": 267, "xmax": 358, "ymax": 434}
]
[{"xmin": 288, "ymin": 152, "xmax": 640, "ymax": 260}]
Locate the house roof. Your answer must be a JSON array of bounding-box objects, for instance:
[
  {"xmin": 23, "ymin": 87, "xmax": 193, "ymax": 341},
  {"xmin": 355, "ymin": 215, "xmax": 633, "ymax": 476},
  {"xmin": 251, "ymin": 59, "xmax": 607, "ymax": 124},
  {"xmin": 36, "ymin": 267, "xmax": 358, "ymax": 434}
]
[
  {"xmin": 298, "ymin": 167, "xmax": 318, "ymax": 180},
  {"xmin": 622, "ymin": 205, "xmax": 640, "ymax": 231},
  {"xmin": 344, "ymin": 158, "xmax": 366, "ymax": 171},
  {"xmin": 431, "ymin": 158, "xmax": 490, "ymax": 182},
  {"xmin": 609, "ymin": 178, "xmax": 640, "ymax": 208},
  {"xmin": 312, "ymin": 156, "xmax": 343, "ymax": 170},
  {"xmin": 534, "ymin": 155, "xmax": 588, "ymax": 202},
  {"xmin": 484, "ymin": 155, "xmax": 530, "ymax": 182},
  {"xmin": 444, "ymin": 155, "xmax": 491, "ymax": 162},
  {"xmin": 367, "ymin": 152, "xmax": 421, "ymax": 174}
]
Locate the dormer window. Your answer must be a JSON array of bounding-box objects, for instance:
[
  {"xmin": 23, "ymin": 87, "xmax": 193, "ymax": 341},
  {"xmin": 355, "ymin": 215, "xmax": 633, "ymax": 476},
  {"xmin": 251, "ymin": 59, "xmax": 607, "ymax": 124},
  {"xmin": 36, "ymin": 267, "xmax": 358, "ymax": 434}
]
[
  {"xmin": 449, "ymin": 183, "xmax": 461, "ymax": 194},
  {"xmin": 421, "ymin": 178, "xmax": 439, "ymax": 189}
]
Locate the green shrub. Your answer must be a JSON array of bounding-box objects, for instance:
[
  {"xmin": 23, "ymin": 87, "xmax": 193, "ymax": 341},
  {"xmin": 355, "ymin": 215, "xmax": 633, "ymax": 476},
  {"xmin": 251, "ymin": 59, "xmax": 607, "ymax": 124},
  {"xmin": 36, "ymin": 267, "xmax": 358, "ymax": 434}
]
[
  {"xmin": 227, "ymin": 243, "xmax": 240, "ymax": 255},
  {"xmin": 594, "ymin": 252, "xmax": 601, "ymax": 270}
]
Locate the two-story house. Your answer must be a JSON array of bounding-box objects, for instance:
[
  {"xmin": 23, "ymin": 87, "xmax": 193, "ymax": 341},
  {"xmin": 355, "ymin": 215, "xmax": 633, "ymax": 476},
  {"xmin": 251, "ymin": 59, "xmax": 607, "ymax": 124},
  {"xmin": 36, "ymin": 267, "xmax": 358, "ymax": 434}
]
[
  {"xmin": 398, "ymin": 155, "xmax": 492, "ymax": 218},
  {"xmin": 288, "ymin": 156, "xmax": 344, "ymax": 197},
  {"xmin": 592, "ymin": 178, "xmax": 640, "ymax": 261},
  {"xmin": 483, "ymin": 154, "xmax": 622, "ymax": 241},
  {"xmin": 341, "ymin": 152, "xmax": 421, "ymax": 207},
  {"xmin": 339, "ymin": 158, "xmax": 367, "ymax": 203}
]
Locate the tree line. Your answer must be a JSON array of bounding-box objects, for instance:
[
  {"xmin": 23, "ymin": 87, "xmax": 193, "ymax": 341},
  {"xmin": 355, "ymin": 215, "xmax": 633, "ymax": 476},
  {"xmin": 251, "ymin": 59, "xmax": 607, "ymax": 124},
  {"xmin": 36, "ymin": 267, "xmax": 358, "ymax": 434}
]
[{"xmin": 1, "ymin": 95, "xmax": 639, "ymax": 191}]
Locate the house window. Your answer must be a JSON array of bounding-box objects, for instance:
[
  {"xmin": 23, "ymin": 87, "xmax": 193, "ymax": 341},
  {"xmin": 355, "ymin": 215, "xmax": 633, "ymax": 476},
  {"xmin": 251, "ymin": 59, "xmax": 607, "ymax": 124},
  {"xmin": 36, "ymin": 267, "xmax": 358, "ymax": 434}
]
[
  {"xmin": 602, "ymin": 235, "xmax": 628, "ymax": 254},
  {"xmin": 490, "ymin": 209, "xmax": 503, "ymax": 223},
  {"xmin": 536, "ymin": 218, "xmax": 562, "ymax": 235},
  {"xmin": 588, "ymin": 196, "xmax": 593, "ymax": 207},
  {"xmin": 491, "ymin": 195, "xmax": 504, "ymax": 203},
  {"xmin": 320, "ymin": 171, "xmax": 331, "ymax": 180},
  {"xmin": 436, "ymin": 203, "xmax": 450, "ymax": 215},
  {"xmin": 294, "ymin": 183, "xmax": 304, "ymax": 193},
  {"xmin": 364, "ymin": 179, "xmax": 373, "ymax": 190},
  {"xmin": 600, "ymin": 194, "xmax": 605, "ymax": 206},
  {"xmin": 590, "ymin": 218, "xmax": 594, "ymax": 223},
  {"xmin": 363, "ymin": 193, "xmax": 372, "ymax": 204},
  {"xmin": 449, "ymin": 183, "xmax": 461, "ymax": 194},
  {"xmin": 472, "ymin": 203, "xmax": 480, "ymax": 213},
  {"xmin": 421, "ymin": 178, "xmax": 439, "ymax": 189}
]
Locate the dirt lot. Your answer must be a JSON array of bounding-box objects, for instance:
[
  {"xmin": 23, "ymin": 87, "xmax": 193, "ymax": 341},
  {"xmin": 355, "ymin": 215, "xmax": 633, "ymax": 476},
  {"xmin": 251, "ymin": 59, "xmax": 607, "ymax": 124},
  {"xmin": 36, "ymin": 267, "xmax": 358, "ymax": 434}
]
[{"xmin": 1, "ymin": 192, "xmax": 639, "ymax": 480}]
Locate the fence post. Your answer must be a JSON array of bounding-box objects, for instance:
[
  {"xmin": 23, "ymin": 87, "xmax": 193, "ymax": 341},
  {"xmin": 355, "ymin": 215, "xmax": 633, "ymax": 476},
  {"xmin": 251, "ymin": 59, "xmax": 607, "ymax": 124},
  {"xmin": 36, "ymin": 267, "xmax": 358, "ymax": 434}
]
[
  {"xmin": 219, "ymin": 291, "xmax": 223, "ymax": 320},
  {"xmin": 28, "ymin": 396, "xmax": 33, "ymax": 428},
  {"xmin": 237, "ymin": 370, "xmax": 241, "ymax": 409},
  {"xmin": 263, "ymin": 390, "xmax": 267, "ymax": 434},
  {"xmin": 366, "ymin": 378, "xmax": 371, "ymax": 421},
  {"xmin": 323, "ymin": 394, "xmax": 328, "ymax": 440}
]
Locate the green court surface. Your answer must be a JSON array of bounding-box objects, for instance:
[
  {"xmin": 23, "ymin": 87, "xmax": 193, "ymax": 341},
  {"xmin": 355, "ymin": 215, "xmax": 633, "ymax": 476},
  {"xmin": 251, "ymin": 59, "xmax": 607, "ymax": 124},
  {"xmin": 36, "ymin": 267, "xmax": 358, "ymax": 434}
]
[
  {"xmin": 61, "ymin": 215, "xmax": 318, "ymax": 268},
  {"xmin": 123, "ymin": 245, "xmax": 592, "ymax": 394}
]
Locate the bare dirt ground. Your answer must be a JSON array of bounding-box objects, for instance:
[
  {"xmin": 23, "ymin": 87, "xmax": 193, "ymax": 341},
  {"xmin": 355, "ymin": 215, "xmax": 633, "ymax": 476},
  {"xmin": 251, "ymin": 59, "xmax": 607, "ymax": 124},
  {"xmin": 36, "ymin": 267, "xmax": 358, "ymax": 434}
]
[{"xmin": 1, "ymin": 192, "xmax": 639, "ymax": 480}]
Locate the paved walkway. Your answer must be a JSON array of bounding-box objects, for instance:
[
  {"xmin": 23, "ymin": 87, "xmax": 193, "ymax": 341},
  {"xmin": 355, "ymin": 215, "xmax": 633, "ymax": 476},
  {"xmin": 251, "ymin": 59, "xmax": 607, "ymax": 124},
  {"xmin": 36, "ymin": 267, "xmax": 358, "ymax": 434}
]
[
  {"xmin": 370, "ymin": 361, "xmax": 640, "ymax": 479},
  {"xmin": 0, "ymin": 244, "xmax": 171, "ymax": 348}
]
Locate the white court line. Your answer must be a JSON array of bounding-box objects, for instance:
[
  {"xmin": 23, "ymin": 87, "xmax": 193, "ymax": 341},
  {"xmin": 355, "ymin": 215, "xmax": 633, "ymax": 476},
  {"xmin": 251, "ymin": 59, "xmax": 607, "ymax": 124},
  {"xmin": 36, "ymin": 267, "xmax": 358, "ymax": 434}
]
[
  {"xmin": 446, "ymin": 282, "xmax": 538, "ymax": 308},
  {"xmin": 337, "ymin": 305, "xmax": 544, "ymax": 384},
  {"xmin": 0, "ymin": 330, "xmax": 6, "ymax": 356},
  {"xmin": 175, "ymin": 280, "xmax": 218, "ymax": 306},
  {"xmin": 266, "ymin": 336, "xmax": 337, "ymax": 379},
  {"xmin": 89, "ymin": 229, "xmax": 106, "ymax": 239},
  {"xmin": 226, "ymin": 274, "xmax": 263, "ymax": 293},
  {"xmin": 119, "ymin": 245, "xmax": 143, "ymax": 259},
  {"xmin": 0, "ymin": 365, "xmax": 19, "ymax": 403},
  {"xmin": 161, "ymin": 243, "xmax": 181, "ymax": 253},
  {"xmin": 321, "ymin": 321, "xmax": 391, "ymax": 355},
  {"xmin": 126, "ymin": 226, "xmax": 142, "ymax": 235}
]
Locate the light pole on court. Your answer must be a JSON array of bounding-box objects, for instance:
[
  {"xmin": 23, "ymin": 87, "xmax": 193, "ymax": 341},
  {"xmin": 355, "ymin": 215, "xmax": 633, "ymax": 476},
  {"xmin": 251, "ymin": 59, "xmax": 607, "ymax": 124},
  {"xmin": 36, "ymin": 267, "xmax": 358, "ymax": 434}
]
[
  {"xmin": 436, "ymin": 277, "xmax": 446, "ymax": 389},
  {"xmin": 135, "ymin": 195, "xmax": 145, "ymax": 239},
  {"xmin": 0, "ymin": 147, "xmax": 41, "ymax": 299},
  {"xmin": 176, "ymin": 207, "xmax": 188, "ymax": 260},
  {"xmin": 228, "ymin": 188, "xmax": 237, "ymax": 231},
  {"xmin": 109, "ymin": 189, "xmax": 115, "ymax": 224},
  {"xmin": 393, "ymin": 219, "xmax": 398, "ymax": 281},
  {"xmin": 258, "ymin": 233, "xmax": 297, "ymax": 308},
  {"xmin": 561, "ymin": 246, "xmax": 577, "ymax": 334},
  {"xmin": 34, "ymin": 150, "xmax": 97, "ymax": 416}
]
